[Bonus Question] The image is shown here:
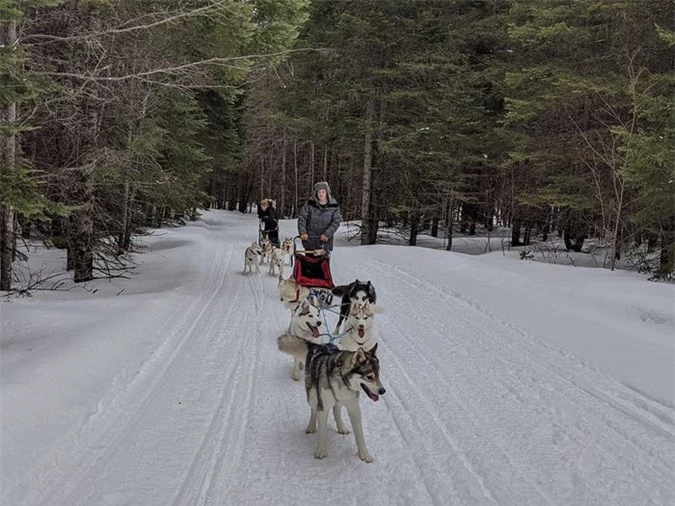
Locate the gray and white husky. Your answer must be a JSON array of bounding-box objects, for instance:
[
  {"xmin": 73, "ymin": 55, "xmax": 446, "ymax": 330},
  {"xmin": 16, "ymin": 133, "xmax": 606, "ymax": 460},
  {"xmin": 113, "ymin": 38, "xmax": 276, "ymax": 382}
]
[
  {"xmin": 339, "ymin": 300, "xmax": 382, "ymax": 352},
  {"xmin": 281, "ymin": 297, "xmax": 324, "ymax": 380},
  {"xmin": 281, "ymin": 237, "xmax": 295, "ymax": 266},
  {"xmin": 269, "ymin": 248, "xmax": 285, "ymax": 277},
  {"xmin": 259, "ymin": 237, "xmax": 273, "ymax": 264},
  {"xmin": 243, "ymin": 242, "xmax": 263, "ymax": 274},
  {"xmin": 277, "ymin": 338, "xmax": 385, "ymax": 462}
]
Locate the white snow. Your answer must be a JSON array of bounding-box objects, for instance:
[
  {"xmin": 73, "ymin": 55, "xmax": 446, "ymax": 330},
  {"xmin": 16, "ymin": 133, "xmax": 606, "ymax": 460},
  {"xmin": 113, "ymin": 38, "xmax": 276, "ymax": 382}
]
[{"xmin": 2, "ymin": 210, "xmax": 674, "ymax": 505}]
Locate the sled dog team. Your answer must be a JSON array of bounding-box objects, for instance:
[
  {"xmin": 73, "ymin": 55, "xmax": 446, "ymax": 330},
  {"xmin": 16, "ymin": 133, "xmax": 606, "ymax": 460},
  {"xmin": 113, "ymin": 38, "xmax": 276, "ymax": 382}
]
[
  {"xmin": 277, "ymin": 277, "xmax": 384, "ymax": 463},
  {"xmin": 243, "ymin": 237, "xmax": 294, "ymax": 276},
  {"xmin": 245, "ymin": 241, "xmax": 385, "ymax": 462}
]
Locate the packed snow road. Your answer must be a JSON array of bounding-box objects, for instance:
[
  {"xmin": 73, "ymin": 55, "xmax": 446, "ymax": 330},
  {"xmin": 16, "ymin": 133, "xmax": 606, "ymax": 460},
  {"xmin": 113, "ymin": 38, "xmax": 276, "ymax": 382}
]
[{"xmin": 2, "ymin": 210, "xmax": 673, "ymax": 505}]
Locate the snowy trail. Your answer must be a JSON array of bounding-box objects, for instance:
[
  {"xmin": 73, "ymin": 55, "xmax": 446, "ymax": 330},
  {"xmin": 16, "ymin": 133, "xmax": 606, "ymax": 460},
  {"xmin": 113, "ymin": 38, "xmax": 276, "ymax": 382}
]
[{"xmin": 2, "ymin": 210, "xmax": 673, "ymax": 505}]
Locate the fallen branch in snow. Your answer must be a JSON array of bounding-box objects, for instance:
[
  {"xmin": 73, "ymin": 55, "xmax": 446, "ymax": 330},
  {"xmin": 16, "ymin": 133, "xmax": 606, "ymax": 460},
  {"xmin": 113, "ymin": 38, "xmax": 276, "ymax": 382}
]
[{"xmin": 4, "ymin": 265, "xmax": 96, "ymax": 298}]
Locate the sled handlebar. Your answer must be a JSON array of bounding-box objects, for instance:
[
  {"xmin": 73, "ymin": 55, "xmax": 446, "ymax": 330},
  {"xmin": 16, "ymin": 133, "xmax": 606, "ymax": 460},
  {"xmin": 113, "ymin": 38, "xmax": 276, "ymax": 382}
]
[{"xmin": 293, "ymin": 235, "xmax": 330, "ymax": 256}]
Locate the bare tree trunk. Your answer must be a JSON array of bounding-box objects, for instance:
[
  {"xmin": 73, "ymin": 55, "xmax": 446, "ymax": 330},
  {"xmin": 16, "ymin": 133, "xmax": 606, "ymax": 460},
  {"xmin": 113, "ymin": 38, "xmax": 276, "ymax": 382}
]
[
  {"xmin": 280, "ymin": 136, "xmax": 286, "ymax": 218},
  {"xmin": 117, "ymin": 180, "xmax": 130, "ymax": 251},
  {"xmin": 293, "ymin": 138, "xmax": 298, "ymax": 217},
  {"xmin": 122, "ymin": 189, "xmax": 135, "ymax": 248},
  {"xmin": 610, "ymin": 194, "xmax": 623, "ymax": 270},
  {"xmin": 431, "ymin": 216, "xmax": 440, "ymax": 238},
  {"xmin": 0, "ymin": 19, "xmax": 18, "ymax": 291},
  {"xmin": 0, "ymin": 205, "xmax": 14, "ymax": 291},
  {"xmin": 259, "ymin": 155, "xmax": 265, "ymax": 202},
  {"xmin": 511, "ymin": 220, "xmax": 522, "ymax": 247},
  {"xmin": 445, "ymin": 199, "xmax": 453, "ymax": 251},
  {"xmin": 659, "ymin": 230, "xmax": 674, "ymax": 277},
  {"xmin": 360, "ymin": 99, "xmax": 375, "ymax": 245},
  {"xmin": 610, "ymin": 175, "xmax": 626, "ymax": 271},
  {"xmin": 409, "ymin": 211, "xmax": 419, "ymax": 246},
  {"xmin": 309, "ymin": 141, "xmax": 315, "ymax": 189},
  {"xmin": 72, "ymin": 7, "xmax": 100, "ymax": 283},
  {"xmin": 322, "ymin": 144, "xmax": 328, "ymax": 181},
  {"xmin": 73, "ymin": 167, "xmax": 94, "ymax": 282},
  {"xmin": 523, "ymin": 224, "xmax": 532, "ymax": 246}
]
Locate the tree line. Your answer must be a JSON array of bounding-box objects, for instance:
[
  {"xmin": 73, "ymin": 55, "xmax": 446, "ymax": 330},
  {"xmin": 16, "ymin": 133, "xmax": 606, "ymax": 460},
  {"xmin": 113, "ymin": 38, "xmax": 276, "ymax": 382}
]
[
  {"xmin": 0, "ymin": 0, "xmax": 308, "ymax": 291},
  {"xmin": 235, "ymin": 0, "xmax": 674, "ymax": 276},
  {"xmin": 1, "ymin": 0, "xmax": 673, "ymax": 293}
]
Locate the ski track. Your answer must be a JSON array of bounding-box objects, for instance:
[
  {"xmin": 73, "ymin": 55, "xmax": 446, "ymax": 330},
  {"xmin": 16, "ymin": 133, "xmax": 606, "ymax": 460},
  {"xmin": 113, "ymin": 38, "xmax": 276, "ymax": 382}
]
[
  {"xmin": 5, "ymin": 237, "xmax": 227, "ymax": 505},
  {"xmin": 4, "ymin": 211, "xmax": 674, "ymax": 506},
  {"xmin": 361, "ymin": 255, "xmax": 674, "ymax": 505}
]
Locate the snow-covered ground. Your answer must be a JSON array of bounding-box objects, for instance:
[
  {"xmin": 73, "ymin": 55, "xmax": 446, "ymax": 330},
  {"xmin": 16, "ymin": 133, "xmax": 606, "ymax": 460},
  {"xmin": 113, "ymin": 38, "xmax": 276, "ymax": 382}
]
[{"xmin": 2, "ymin": 210, "xmax": 674, "ymax": 505}]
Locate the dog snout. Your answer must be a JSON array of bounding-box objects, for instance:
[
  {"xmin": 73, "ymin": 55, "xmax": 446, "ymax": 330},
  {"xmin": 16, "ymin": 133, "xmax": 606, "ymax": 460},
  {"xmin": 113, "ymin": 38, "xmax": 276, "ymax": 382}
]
[
  {"xmin": 378, "ymin": 387, "xmax": 386, "ymax": 395},
  {"xmin": 316, "ymin": 321, "xmax": 322, "ymax": 326}
]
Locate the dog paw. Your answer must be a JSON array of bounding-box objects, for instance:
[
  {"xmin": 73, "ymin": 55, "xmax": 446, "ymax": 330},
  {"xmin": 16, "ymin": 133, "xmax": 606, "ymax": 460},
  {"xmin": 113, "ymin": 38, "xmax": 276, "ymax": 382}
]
[
  {"xmin": 359, "ymin": 452, "xmax": 373, "ymax": 463},
  {"xmin": 291, "ymin": 372, "xmax": 301, "ymax": 381},
  {"xmin": 336, "ymin": 427, "xmax": 350, "ymax": 435},
  {"xmin": 314, "ymin": 450, "xmax": 327, "ymax": 459},
  {"xmin": 305, "ymin": 426, "xmax": 316, "ymax": 434}
]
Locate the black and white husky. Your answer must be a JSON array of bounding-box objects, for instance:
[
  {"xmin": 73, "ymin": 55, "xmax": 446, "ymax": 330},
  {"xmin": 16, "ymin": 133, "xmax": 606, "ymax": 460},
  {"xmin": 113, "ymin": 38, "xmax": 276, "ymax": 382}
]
[
  {"xmin": 277, "ymin": 337, "xmax": 385, "ymax": 462},
  {"xmin": 332, "ymin": 279, "xmax": 377, "ymax": 333}
]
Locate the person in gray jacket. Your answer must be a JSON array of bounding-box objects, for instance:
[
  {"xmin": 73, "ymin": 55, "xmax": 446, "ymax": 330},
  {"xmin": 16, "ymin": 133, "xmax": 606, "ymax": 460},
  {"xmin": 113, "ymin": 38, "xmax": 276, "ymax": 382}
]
[{"xmin": 298, "ymin": 182, "xmax": 342, "ymax": 251}]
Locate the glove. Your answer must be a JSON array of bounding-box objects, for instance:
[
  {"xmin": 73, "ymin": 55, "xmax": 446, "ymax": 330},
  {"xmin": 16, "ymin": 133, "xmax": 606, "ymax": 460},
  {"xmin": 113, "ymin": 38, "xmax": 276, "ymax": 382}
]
[
  {"xmin": 300, "ymin": 233, "xmax": 309, "ymax": 241},
  {"xmin": 320, "ymin": 234, "xmax": 329, "ymax": 243}
]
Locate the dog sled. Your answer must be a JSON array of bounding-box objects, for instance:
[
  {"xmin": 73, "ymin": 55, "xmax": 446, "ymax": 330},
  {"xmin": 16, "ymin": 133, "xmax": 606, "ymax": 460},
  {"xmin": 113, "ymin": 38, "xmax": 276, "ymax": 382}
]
[{"xmin": 292, "ymin": 236, "xmax": 334, "ymax": 305}]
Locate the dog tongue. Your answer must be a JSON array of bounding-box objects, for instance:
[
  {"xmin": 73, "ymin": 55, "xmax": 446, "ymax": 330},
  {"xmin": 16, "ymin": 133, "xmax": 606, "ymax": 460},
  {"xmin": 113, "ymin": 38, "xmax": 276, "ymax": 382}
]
[
  {"xmin": 362, "ymin": 385, "xmax": 379, "ymax": 402},
  {"xmin": 358, "ymin": 328, "xmax": 365, "ymax": 338},
  {"xmin": 311, "ymin": 326, "xmax": 320, "ymax": 338}
]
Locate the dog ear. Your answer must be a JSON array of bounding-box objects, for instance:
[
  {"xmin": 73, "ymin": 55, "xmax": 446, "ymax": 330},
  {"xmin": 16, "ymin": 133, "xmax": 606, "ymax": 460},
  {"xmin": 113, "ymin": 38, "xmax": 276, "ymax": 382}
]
[
  {"xmin": 351, "ymin": 347, "xmax": 367, "ymax": 367},
  {"xmin": 368, "ymin": 343, "xmax": 378, "ymax": 356}
]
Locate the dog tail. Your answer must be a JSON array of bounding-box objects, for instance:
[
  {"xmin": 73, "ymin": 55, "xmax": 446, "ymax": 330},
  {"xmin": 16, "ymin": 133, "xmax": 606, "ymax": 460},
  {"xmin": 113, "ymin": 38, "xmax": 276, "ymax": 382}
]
[
  {"xmin": 331, "ymin": 284, "xmax": 349, "ymax": 297},
  {"xmin": 277, "ymin": 334, "xmax": 309, "ymax": 361}
]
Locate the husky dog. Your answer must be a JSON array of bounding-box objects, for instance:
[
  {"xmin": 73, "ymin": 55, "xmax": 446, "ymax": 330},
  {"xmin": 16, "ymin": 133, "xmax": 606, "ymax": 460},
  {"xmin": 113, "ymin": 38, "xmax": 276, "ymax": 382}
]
[
  {"xmin": 269, "ymin": 248, "xmax": 285, "ymax": 277},
  {"xmin": 332, "ymin": 279, "xmax": 377, "ymax": 333},
  {"xmin": 280, "ymin": 297, "xmax": 324, "ymax": 380},
  {"xmin": 278, "ymin": 275, "xmax": 310, "ymax": 306},
  {"xmin": 243, "ymin": 242, "xmax": 263, "ymax": 274},
  {"xmin": 277, "ymin": 338, "xmax": 385, "ymax": 462},
  {"xmin": 260, "ymin": 237, "xmax": 274, "ymax": 264},
  {"xmin": 339, "ymin": 300, "xmax": 382, "ymax": 352},
  {"xmin": 281, "ymin": 237, "xmax": 295, "ymax": 266}
]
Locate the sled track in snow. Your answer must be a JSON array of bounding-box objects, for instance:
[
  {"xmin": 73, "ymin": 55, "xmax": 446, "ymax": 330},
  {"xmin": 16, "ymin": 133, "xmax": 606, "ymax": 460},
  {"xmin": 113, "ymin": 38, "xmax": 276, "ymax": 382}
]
[
  {"xmin": 8, "ymin": 242, "xmax": 233, "ymax": 506},
  {"xmin": 361, "ymin": 257, "xmax": 674, "ymax": 504},
  {"xmin": 370, "ymin": 257, "xmax": 675, "ymax": 427},
  {"xmin": 360, "ymin": 259, "xmax": 553, "ymax": 504},
  {"xmin": 185, "ymin": 273, "xmax": 267, "ymax": 505},
  {"xmin": 5, "ymin": 211, "xmax": 673, "ymax": 506}
]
